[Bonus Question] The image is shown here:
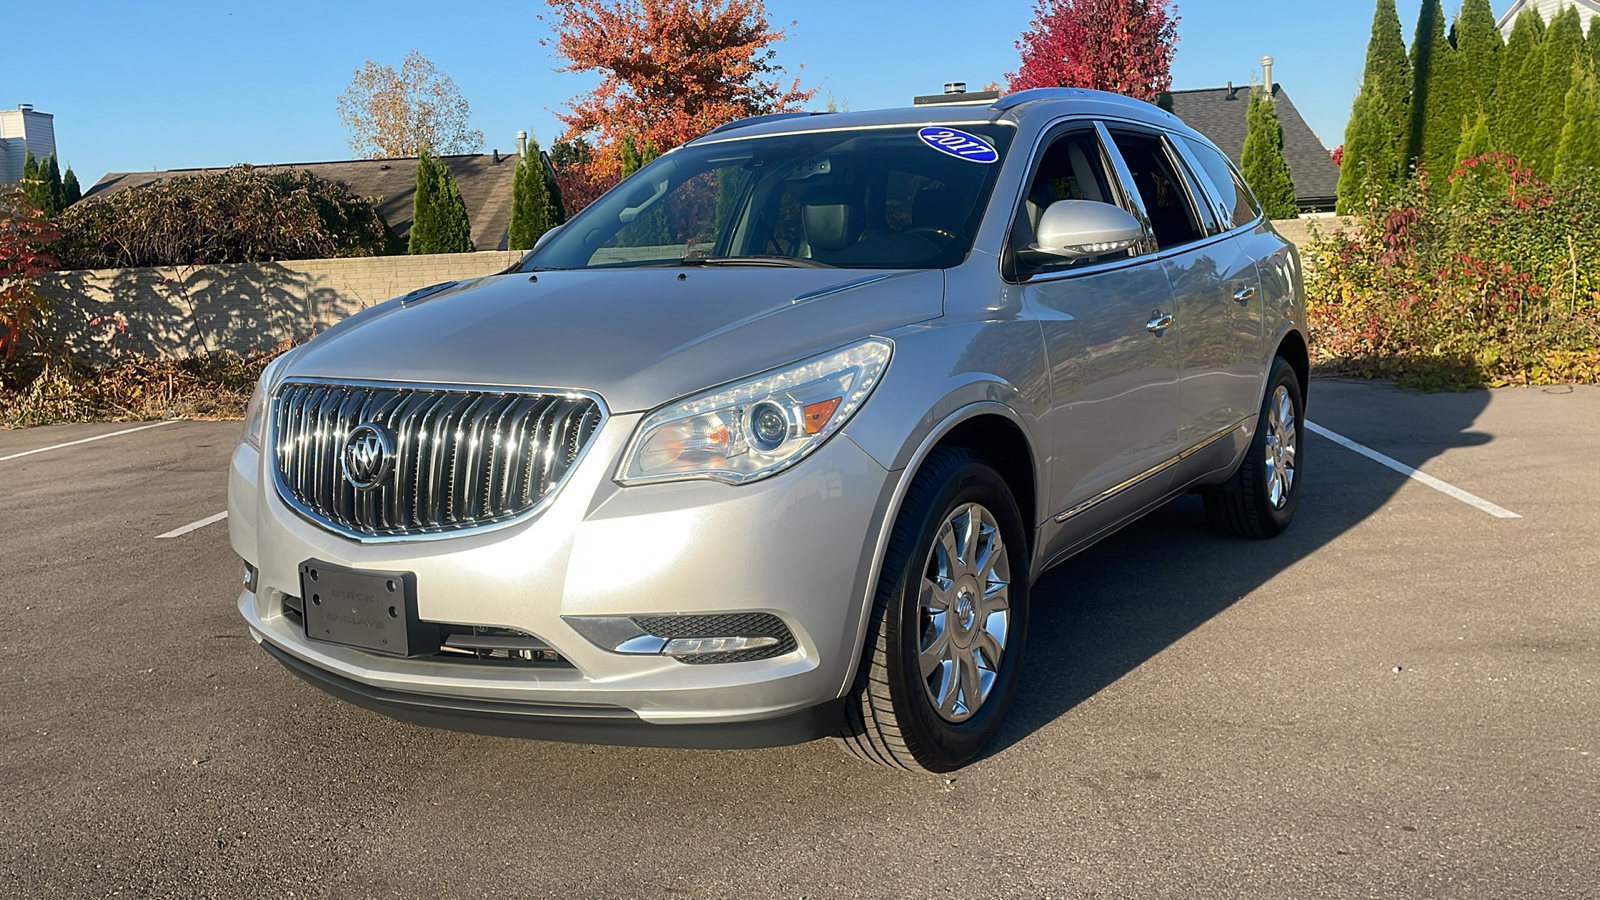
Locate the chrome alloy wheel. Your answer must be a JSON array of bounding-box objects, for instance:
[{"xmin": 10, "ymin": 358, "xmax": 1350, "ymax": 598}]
[
  {"xmin": 1264, "ymin": 384, "xmax": 1297, "ymax": 510},
  {"xmin": 918, "ymin": 502, "xmax": 1011, "ymax": 723}
]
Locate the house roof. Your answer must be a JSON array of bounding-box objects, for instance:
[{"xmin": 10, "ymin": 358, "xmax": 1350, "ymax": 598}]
[
  {"xmin": 84, "ymin": 153, "xmax": 520, "ymax": 251},
  {"xmin": 1165, "ymin": 85, "xmax": 1341, "ymax": 213},
  {"xmin": 1497, "ymin": 0, "xmax": 1599, "ymax": 35}
]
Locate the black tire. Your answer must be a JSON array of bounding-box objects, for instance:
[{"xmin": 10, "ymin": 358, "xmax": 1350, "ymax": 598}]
[
  {"xmin": 838, "ymin": 447, "xmax": 1030, "ymax": 772},
  {"xmin": 1203, "ymin": 357, "xmax": 1304, "ymax": 539}
]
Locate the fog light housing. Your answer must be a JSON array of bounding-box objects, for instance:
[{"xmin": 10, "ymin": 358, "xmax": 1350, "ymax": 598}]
[
  {"xmin": 564, "ymin": 613, "xmax": 798, "ymax": 664},
  {"xmin": 243, "ymin": 563, "xmax": 259, "ymax": 593}
]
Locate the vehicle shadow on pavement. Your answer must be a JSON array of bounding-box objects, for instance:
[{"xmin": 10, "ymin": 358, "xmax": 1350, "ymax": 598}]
[{"xmin": 989, "ymin": 381, "xmax": 1495, "ymax": 759}]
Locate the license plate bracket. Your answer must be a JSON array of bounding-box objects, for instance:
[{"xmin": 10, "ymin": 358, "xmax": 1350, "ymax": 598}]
[{"xmin": 299, "ymin": 561, "xmax": 436, "ymax": 657}]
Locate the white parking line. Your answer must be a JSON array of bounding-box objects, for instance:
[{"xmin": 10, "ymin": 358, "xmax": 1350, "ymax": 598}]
[
  {"xmin": 0, "ymin": 420, "xmax": 178, "ymax": 462},
  {"xmin": 1305, "ymin": 420, "xmax": 1521, "ymax": 519},
  {"xmin": 156, "ymin": 511, "xmax": 229, "ymax": 539}
]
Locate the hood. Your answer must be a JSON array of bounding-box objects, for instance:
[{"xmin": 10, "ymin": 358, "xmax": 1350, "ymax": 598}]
[{"xmin": 283, "ymin": 267, "xmax": 942, "ymax": 412}]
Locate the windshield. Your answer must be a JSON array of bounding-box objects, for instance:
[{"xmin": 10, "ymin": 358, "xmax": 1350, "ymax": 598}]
[{"xmin": 520, "ymin": 123, "xmax": 1016, "ymax": 271}]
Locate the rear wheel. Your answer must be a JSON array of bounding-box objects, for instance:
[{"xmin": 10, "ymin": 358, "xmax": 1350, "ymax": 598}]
[
  {"xmin": 1203, "ymin": 356, "xmax": 1303, "ymax": 538},
  {"xmin": 838, "ymin": 448, "xmax": 1030, "ymax": 772}
]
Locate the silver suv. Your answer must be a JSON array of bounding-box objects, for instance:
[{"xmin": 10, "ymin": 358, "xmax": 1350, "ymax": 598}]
[{"xmin": 230, "ymin": 88, "xmax": 1307, "ymax": 772}]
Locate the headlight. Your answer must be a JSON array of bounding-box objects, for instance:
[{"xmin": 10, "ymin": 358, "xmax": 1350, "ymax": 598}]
[
  {"xmin": 617, "ymin": 338, "xmax": 892, "ymax": 486},
  {"xmin": 241, "ymin": 355, "xmax": 287, "ymax": 449}
]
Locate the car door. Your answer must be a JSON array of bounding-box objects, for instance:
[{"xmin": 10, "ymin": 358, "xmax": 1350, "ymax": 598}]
[
  {"xmin": 1104, "ymin": 127, "xmax": 1264, "ymax": 445},
  {"xmin": 1007, "ymin": 121, "xmax": 1183, "ymax": 562}
]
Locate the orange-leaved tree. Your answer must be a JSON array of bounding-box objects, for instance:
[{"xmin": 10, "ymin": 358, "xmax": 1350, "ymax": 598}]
[
  {"xmin": 544, "ymin": 0, "xmax": 815, "ymax": 190},
  {"xmin": 0, "ymin": 192, "xmax": 58, "ymax": 358}
]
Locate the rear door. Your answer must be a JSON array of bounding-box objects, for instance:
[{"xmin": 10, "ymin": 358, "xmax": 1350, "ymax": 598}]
[{"xmin": 1103, "ymin": 127, "xmax": 1264, "ymax": 445}]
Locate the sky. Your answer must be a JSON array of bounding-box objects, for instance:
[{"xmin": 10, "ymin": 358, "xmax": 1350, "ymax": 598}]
[{"xmin": 10, "ymin": 1, "xmax": 1461, "ymax": 188}]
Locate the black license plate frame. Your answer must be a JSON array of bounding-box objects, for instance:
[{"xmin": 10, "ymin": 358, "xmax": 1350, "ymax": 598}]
[{"xmin": 299, "ymin": 561, "xmax": 434, "ymax": 657}]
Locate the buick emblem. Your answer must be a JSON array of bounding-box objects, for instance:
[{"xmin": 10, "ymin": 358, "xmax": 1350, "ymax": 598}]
[{"xmin": 341, "ymin": 423, "xmax": 394, "ymax": 490}]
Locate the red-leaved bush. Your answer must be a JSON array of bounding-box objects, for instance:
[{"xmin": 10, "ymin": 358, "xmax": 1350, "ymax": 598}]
[
  {"xmin": 1305, "ymin": 154, "xmax": 1600, "ymax": 388},
  {"xmin": 1007, "ymin": 0, "xmax": 1180, "ymax": 101}
]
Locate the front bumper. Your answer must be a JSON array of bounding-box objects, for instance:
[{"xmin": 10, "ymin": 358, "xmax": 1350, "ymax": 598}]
[{"xmin": 230, "ymin": 413, "xmax": 896, "ymax": 740}]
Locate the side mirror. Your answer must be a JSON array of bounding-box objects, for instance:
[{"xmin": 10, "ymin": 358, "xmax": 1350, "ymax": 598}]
[
  {"xmin": 1024, "ymin": 199, "xmax": 1144, "ymax": 262},
  {"xmin": 531, "ymin": 222, "xmax": 565, "ymax": 253}
]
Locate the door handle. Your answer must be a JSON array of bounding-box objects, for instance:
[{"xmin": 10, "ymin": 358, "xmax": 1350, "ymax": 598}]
[
  {"xmin": 1234, "ymin": 286, "xmax": 1257, "ymax": 304},
  {"xmin": 1146, "ymin": 312, "xmax": 1173, "ymax": 333}
]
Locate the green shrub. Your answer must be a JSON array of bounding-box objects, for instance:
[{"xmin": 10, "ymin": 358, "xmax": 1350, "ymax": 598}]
[
  {"xmin": 52, "ymin": 167, "xmax": 397, "ymax": 269},
  {"xmin": 1306, "ymin": 154, "xmax": 1600, "ymax": 388}
]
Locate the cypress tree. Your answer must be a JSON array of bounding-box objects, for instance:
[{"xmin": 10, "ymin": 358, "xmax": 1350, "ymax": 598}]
[
  {"xmin": 619, "ymin": 135, "xmax": 642, "ymax": 178},
  {"xmin": 508, "ymin": 138, "xmax": 553, "ymax": 251},
  {"xmin": 433, "ymin": 159, "xmax": 475, "ymax": 253},
  {"xmin": 63, "ymin": 166, "xmax": 81, "ymax": 207},
  {"xmin": 408, "ymin": 148, "xmax": 441, "ymax": 254},
  {"xmin": 1408, "ymin": 0, "xmax": 1461, "ymax": 182},
  {"xmin": 1589, "ymin": 18, "xmax": 1600, "ymax": 70},
  {"xmin": 1556, "ymin": 56, "xmax": 1600, "ymax": 180},
  {"xmin": 1492, "ymin": 8, "xmax": 1546, "ymax": 167},
  {"xmin": 1241, "ymin": 90, "xmax": 1299, "ymax": 219},
  {"xmin": 542, "ymin": 151, "xmax": 566, "ymax": 226},
  {"xmin": 1452, "ymin": 0, "xmax": 1504, "ymax": 146},
  {"xmin": 43, "ymin": 154, "xmax": 65, "ymax": 216},
  {"xmin": 1449, "ymin": 111, "xmax": 1493, "ymax": 200},
  {"xmin": 1534, "ymin": 6, "xmax": 1588, "ymax": 178},
  {"xmin": 19, "ymin": 151, "xmax": 44, "ymax": 211},
  {"xmin": 1337, "ymin": 0, "xmax": 1413, "ymax": 212}
]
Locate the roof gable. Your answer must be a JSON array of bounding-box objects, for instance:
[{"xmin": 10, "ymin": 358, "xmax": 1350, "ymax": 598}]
[
  {"xmin": 1497, "ymin": 0, "xmax": 1600, "ymax": 33},
  {"xmin": 1165, "ymin": 85, "xmax": 1341, "ymax": 213}
]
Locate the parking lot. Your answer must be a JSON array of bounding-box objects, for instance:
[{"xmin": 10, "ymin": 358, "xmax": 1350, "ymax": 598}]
[{"xmin": 1, "ymin": 379, "xmax": 1596, "ymax": 898}]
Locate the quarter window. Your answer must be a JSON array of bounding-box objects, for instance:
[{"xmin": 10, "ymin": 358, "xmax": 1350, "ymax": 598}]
[{"xmin": 1179, "ymin": 135, "xmax": 1262, "ymax": 230}]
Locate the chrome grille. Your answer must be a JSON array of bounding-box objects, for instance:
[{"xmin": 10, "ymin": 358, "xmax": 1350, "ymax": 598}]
[{"xmin": 271, "ymin": 380, "xmax": 605, "ymax": 539}]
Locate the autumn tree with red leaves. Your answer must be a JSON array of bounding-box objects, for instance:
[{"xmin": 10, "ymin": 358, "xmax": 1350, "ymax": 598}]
[
  {"xmin": 544, "ymin": 0, "xmax": 814, "ymax": 190},
  {"xmin": 1007, "ymin": 0, "xmax": 1180, "ymax": 102},
  {"xmin": 0, "ymin": 192, "xmax": 58, "ymax": 358}
]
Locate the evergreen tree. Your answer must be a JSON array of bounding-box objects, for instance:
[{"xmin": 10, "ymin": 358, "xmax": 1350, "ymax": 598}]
[
  {"xmin": 1556, "ymin": 56, "xmax": 1600, "ymax": 180},
  {"xmin": 1534, "ymin": 5, "xmax": 1588, "ymax": 178},
  {"xmin": 1337, "ymin": 0, "xmax": 1413, "ymax": 212},
  {"xmin": 1241, "ymin": 90, "xmax": 1298, "ymax": 219},
  {"xmin": 1408, "ymin": 0, "xmax": 1461, "ymax": 182},
  {"xmin": 62, "ymin": 167, "xmax": 81, "ymax": 207},
  {"xmin": 542, "ymin": 151, "xmax": 566, "ymax": 226},
  {"xmin": 1452, "ymin": 0, "xmax": 1504, "ymax": 144},
  {"xmin": 619, "ymin": 135, "xmax": 642, "ymax": 178},
  {"xmin": 1589, "ymin": 17, "xmax": 1600, "ymax": 70},
  {"xmin": 508, "ymin": 138, "xmax": 554, "ymax": 251},
  {"xmin": 433, "ymin": 159, "xmax": 475, "ymax": 253},
  {"xmin": 19, "ymin": 151, "xmax": 45, "ymax": 212},
  {"xmin": 1449, "ymin": 110, "xmax": 1493, "ymax": 200},
  {"xmin": 43, "ymin": 154, "xmax": 65, "ymax": 216},
  {"xmin": 1491, "ymin": 8, "xmax": 1546, "ymax": 166},
  {"xmin": 408, "ymin": 148, "xmax": 442, "ymax": 254}
]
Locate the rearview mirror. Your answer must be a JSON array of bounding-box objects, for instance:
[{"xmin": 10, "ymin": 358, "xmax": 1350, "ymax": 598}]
[{"xmin": 1024, "ymin": 199, "xmax": 1144, "ymax": 262}]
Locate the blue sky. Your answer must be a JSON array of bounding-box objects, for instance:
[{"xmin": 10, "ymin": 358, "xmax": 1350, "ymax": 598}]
[{"xmin": 14, "ymin": 1, "xmax": 1451, "ymax": 186}]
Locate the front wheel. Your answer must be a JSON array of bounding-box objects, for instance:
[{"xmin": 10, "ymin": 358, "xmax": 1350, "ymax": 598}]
[
  {"xmin": 1202, "ymin": 357, "xmax": 1304, "ymax": 538},
  {"xmin": 838, "ymin": 448, "xmax": 1030, "ymax": 772}
]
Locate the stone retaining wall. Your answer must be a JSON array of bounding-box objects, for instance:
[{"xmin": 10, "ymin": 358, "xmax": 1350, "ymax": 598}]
[
  {"xmin": 31, "ymin": 218, "xmax": 1354, "ymax": 363},
  {"xmin": 32, "ymin": 251, "xmax": 523, "ymax": 363}
]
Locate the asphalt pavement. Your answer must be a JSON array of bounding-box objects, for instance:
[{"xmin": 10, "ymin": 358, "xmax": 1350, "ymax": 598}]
[{"xmin": 1, "ymin": 380, "xmax": 1596, "ymax": 899}]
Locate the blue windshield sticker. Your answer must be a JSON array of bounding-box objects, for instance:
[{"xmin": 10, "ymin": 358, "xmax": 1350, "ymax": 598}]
[{"xmin": 917, "ymin": 127, "xmax": 999, "ymax": 164}]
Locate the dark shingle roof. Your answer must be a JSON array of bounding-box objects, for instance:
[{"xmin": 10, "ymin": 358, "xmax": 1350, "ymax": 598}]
[
  {"xmin": 84, "ymin": 153, "xmax": 519, "ymax": 251},
  {"xmin": 1166, "ymin": 85, "xmax": 1340, "ymax": 213}
]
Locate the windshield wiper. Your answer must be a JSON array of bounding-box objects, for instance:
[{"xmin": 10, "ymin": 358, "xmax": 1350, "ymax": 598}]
[{"xmin": 677, "ymin": 255, "xmax": 836, "ymax": 269}]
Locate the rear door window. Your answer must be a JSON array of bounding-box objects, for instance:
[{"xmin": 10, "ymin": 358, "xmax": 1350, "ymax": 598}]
[{"xmin": 1106, "ymin": 130, "xmax": 1208, "ymax": 251}]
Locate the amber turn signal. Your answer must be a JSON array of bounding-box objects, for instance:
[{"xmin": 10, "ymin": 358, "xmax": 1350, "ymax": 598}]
[{"xmin": 802, "ymin": 397, "xmax": 842, "ymax": 434}]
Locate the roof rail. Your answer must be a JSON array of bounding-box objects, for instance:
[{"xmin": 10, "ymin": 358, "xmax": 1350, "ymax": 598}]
[
  {"xmin": 706, "ymin": 112, "xmax": 829, "ymax": 136},
  {"xmin": 989, "ymin": 87, "xmax": 1182, "ymax": 123}
]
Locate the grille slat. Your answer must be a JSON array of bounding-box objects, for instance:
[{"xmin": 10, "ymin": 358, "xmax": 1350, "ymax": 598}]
[{"xmin": 272, "ymin": 381, "xmax": 604, "ymax": 539}]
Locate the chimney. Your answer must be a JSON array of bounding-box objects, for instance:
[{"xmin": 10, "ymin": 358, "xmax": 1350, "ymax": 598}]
[
  {"xmin": 1226, "ymin": 81, "xmax": 1236, "ymax": 100},
  {"xmin": 944, "ymin": 82, "xmax": 967, "ymax": 95},
  {"xmin": 1261, "ymin": 56, "xmax": 1275, "ymax": 94},
  {"xmin": 516, "ymin": 130, "xmax": 528, "ymax": 157}
]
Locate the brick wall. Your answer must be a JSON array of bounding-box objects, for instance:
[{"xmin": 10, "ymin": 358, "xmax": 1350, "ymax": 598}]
[{"xmin": 32, "ymin": 251, "xmax": 523, "ymax": 363}]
